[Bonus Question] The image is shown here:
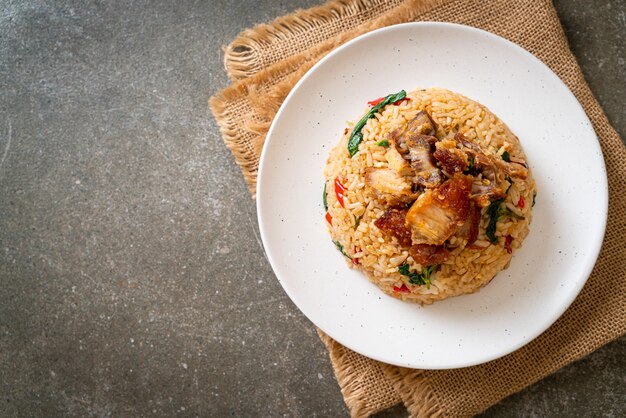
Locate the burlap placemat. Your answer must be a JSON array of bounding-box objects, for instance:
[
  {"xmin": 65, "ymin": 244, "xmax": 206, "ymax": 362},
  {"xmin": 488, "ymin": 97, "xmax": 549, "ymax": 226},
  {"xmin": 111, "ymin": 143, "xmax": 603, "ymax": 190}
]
[{"xmin": 209, "ymin": 0, "xmax": 626, "ymax": 416}]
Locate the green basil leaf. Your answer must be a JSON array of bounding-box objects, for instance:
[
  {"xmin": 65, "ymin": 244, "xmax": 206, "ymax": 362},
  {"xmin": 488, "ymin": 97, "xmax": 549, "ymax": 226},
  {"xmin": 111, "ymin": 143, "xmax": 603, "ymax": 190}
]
[
  {"xmin": 348, "ymin": 90, "xmax": 406, "ymax": 157},
  {"xmin": 333, "ymin": 240, "xmax": 351, "ymax": 259},
  {"xmin": 486, "ymin": 198, "xmax": 505, "ymax": 244},
  {"xmin": 398, "ymin": 263, "xmax": 437, "ymax": 288},
  {"xmin": 322, "ymin": 182, "xmax": 328, "ymax": 211}
]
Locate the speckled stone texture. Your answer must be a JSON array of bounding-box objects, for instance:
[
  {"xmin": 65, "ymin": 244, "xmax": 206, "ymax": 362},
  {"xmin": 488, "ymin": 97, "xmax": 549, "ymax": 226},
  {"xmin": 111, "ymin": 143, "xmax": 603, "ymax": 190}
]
[{"xmin": 0, "ymin": 1, "xmax": 623, "ymax": 417}]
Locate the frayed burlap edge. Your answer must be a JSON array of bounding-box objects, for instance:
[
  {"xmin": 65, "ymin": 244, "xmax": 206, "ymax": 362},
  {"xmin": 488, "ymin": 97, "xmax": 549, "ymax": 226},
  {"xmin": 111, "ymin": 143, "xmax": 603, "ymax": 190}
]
[
  {"xmin": 208, "ymin": 84, "xmax": 256, "ymax": 192},
  {"xmin": 317, "ymin": 330, "xmax": 402, "ymax": 418},
  {"xmin": 209, "ymin": 57, "xmax": 310, "ymax": 195},
  {"xmin": 223, "ymin": 0, "xmax": 404, "ymax": 81},
  {"xmin": 212, "ymin": 0, "xmax": 454, "ymax": 195},
  {"xmin": 242, "ymin": 0, "xmax": 447, "ymax": 139},
  {"xmin": 381, "ymin": 365, "xmax": 443, "ymax": 418}
]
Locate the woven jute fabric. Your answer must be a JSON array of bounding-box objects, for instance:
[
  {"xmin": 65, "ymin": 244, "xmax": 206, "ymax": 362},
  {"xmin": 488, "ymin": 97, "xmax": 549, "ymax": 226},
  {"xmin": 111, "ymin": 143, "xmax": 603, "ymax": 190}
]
[{"xmin": 209, "ymin": 0, "xmax": 626, "ymax": 416}]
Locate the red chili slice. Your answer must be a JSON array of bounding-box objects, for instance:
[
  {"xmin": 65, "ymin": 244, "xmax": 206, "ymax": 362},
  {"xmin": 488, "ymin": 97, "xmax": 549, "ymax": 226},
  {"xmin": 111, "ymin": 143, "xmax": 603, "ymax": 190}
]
[
  {"xmin": 393, "ymin": 284, "xmax": 410, "ymax": 293},
  {"xmin": 367, "ymin": 97, "xmax": 385, "ymax": 107},
  {"xmin": 504, "ymin": 235, "xmax": 513, "ymax": 254},
  {"xmin": 351, "ymin": 246, "xmax": 360, "ymax": 265},
  {"xmin": 517, "ymin": 196, "xmax": 525, "ymax": 208},
  {"xmin": 393, "ymin": 97, "xmax": 410, "ymax": 106},
  {"xmin": 325, "ymin": 212, "xmax": 332, "ymax": 225},
  {"xmin": 367, "ymin": 97, "xmax": 411, "ymax": 107},
  {"xmin": 334, "ymin": 177, "xmax": 346, "ymax": 208}
]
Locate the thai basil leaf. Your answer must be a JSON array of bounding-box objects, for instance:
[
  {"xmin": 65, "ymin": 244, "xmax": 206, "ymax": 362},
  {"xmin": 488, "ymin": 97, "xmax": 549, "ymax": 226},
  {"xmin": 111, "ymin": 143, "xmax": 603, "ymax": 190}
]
[
  {"xmin": 347, "ymin": 90, "xmax": 406, "ymax": 157},
  {"xmin": 398, "ymin": 263, "xmax": 437, "ymax": 288},
  {"xmin": 486, "ymin": 198, "xmax": 505, "ymax": 244},
  {"xmin": 333, "ymin": 240, "xmax": 351, "ymax": 259},
  {"xmin": 322, "ymin": 183, "xmax": 328, "ymax": 211}
]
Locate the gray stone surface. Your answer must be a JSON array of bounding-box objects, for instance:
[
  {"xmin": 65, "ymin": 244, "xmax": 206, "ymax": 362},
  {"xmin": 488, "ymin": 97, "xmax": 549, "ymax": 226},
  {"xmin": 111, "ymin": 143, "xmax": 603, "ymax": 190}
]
[{"xmin": 0, "ymin": 0, "xmax": 623, "ymax": 417}]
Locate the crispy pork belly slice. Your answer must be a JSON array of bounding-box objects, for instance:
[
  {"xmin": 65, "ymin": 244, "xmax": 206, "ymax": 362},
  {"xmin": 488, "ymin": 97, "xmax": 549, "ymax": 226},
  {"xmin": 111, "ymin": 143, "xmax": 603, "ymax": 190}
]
[
  {"xmin": 454, "ymin": 202, "xmax": 481, "ymax": 246},
  {"xmin": 374, "ymin": 208, "xmax": 412, "ymax": 247},
  {"xmin": 365, "ymin": 168, "xmax": 416, "ymax": 205},
  {"xmin": 415, "ymin": 168, "xmax": 445, "ymax": 189},
  {"xmin": 433, "ymin": 139, "xmax": 468, "ymax": 175},
  {"xmin": 472, "ymin": 185, "xmax": 499, "ymax": 208},
  {"xmin": 496, "ymin": 158, "xmax": 529, "ymax": 179},
  {"xmin": 406, "ymin": 174, "xmax": 472, "ymax": 245},
  {"xmin": 404, "ymin": 135, "xmax": 443, "ymax": 188},
  {"xmin": 390, "ymin": 111, "xmax": 437, "ymax": 155},
  {"xmin": 409, "ymin": 244, "xmax": 450, "ymax": 266},
  {"xmin": 405, "ymin": 134, "xmax": 436, "ymax": 171},
  {"xmin": 406, "ymin": 190, "xmax": 457, "ymax": 245},
  {"xmin": 455, "ymin": 132, "xmax": 528, "ymax": 178},
  {"xmin": 387, "ymin": 111, "xmax": 443, "ymax": 188},
  {"xmin": 453, "ymin": 132, "xmax": 481, "ymax": 152},
  {"xmin": 471, "ymin": 153, "xmax": 507, "ymax": 207},
  {"xmin": 407, "ymin": 110, "xmax": 436, "ymax": 137},
  {"xmin": 385, "ymin": 145, "xmax": 413, "ymax": 177},
  {"xmin": 452, "ymin": 133, "xmax": 508, "ymax": 207}
]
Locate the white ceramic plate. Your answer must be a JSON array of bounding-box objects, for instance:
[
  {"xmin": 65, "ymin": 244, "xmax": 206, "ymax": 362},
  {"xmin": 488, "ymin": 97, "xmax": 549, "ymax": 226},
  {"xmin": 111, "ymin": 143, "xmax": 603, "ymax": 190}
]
[{"xmin": 257, "ymin": 23, "xmax": 607, "ymax": 369}]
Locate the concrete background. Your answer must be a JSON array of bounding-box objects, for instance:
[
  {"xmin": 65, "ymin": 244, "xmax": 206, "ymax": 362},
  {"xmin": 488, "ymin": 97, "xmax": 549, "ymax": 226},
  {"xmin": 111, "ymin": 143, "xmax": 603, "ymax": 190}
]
[{"xmin": 0, "ymin": 0, "xmax": 624, "ymax": 416}]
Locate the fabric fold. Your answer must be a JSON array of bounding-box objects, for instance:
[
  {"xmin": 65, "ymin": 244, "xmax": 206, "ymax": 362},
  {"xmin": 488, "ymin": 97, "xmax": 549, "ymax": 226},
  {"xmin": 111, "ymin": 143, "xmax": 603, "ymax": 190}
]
[{"xmin": 224, "ymin": 0, "xmax": 405, "ymax": 80}]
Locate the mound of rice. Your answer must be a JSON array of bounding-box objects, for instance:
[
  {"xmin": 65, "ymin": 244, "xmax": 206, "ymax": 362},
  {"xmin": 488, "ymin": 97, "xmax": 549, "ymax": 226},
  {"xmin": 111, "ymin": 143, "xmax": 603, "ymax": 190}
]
[{"xmin": 323, "ymin": 87, "xmax": 536, "ymax": 304}]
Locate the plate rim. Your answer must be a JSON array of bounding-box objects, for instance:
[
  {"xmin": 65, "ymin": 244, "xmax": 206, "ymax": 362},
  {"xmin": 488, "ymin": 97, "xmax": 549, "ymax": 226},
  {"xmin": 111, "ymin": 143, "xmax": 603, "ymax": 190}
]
[{"xmin": 256, "ymin": 21, "xmax": 608, "ymax": 369}]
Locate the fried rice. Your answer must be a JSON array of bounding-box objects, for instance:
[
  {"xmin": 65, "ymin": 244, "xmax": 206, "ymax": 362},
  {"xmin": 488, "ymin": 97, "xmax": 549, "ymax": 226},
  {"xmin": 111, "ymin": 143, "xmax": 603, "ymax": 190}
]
[{"xmin": 323, "ymin": 87, "xmax": 536, "ymax": 304}]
